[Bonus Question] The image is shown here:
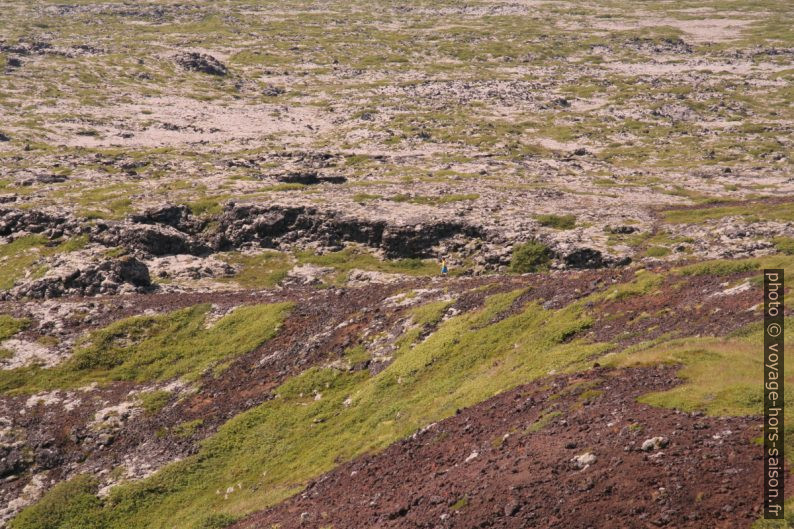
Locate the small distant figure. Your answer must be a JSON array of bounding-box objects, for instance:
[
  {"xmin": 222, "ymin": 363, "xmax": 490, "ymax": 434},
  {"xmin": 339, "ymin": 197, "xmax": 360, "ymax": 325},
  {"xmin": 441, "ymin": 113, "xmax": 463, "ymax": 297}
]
[{"xmin": 440, "ymin": 258, "xmax": 448, "ymax": 276}]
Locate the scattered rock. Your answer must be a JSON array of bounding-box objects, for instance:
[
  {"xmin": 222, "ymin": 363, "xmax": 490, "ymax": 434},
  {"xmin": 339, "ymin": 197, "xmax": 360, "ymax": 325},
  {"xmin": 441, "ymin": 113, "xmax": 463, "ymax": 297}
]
[
  {"xmin": 503, "ymin": 499, "xmax": 520, "ymax": 517},
  {"xmin": 347, "ymin": 269, "xmax": 405, "ymax": 286},
  {"xmin": 565, "ymin": 248, "xmax": 598, "ymax": 268},
  {"xmin": 571, "ymin": 452, "xmax": 596, "ymax": 469},
  {"xmin": 34, "ymin": 447, "xmax": 61, "ymax": 470},
  {"xmin": 464, "ymin": 450, "xmax": 479, "ymax": 463},
  {"xmin": 0, "ymin": 208, "xmax": 75, "ymax": 238},
  {"xmin": 262, "ymin": 85, "xmax": 286, "ymax": 96},
  {"xmin": 605, "ymin": 225, "xmax": 637, "ymax": 235},
  {"xmin": 174, "ymin": 52, "xmax": 228, "ymax": 76},
  {"xmin": 149, "ymin": 254, "xmax": 235, "ymax": 281},
  {"xmin": 130, "ymin": 204, "xmax": 205, "ymax": 234},
  {"xmin": 0, "ymin": 442, "xmax": 33, "ymax": 478},
  {"xmin": 284, "ymin": 264, "xmax": 333, "ymax": 285},
  {"xmin": 641, "ymin": 436, "xmax": 669, "ymax": 451},
  {"xmin": 213, "ymin": 203, "xmax": 485, "ymax": 258},
  {"xmin": 0, "ymin": 339, "xmax": 62, "ymax": 369}
]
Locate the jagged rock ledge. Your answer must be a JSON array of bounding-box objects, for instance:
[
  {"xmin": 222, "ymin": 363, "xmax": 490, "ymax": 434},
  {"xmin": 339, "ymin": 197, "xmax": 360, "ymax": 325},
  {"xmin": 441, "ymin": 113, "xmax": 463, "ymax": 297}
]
[{"xmin": 0, "ymin": 204, "xmax": 630, "ymax": 299}]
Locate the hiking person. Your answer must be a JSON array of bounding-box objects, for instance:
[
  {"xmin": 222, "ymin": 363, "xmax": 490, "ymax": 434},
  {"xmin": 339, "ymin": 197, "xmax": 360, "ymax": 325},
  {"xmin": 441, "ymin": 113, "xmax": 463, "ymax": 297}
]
[{"xmin": 441, "ymin": 258, "xmax": 448, "ymax": 275}]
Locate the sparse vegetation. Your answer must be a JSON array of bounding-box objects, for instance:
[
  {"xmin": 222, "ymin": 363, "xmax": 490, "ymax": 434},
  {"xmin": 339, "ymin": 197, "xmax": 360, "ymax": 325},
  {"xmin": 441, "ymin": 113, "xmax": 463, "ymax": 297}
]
[
  {"xmin": 138, "ymin": 390, "xmax": 172, "ymax": 415},
  {"xmin": 3, "ymin": 0, "xmax": 794, "ymax": 526},
  {"xmin": 296, "ymin": 247, "xmax": 439, "ymax": 281},
  {"xmin": 773, "ymin": 237, "xmax": 794, "ymax": 255},
  {"xmin": 676, "ymin": 259, "xmax": 757, "ymax": 277},
  {"xmin": 9, "ymin": 475, "xmax": 104, "ymax": 529},
  {"xmin": 664, "ymin": 201, "xmax": 794, "ymax": 225},
  {"xmin": 0, "ymin": 315, "xmax": 30, "ymax": 340},
  {"xmin": 221, "ymin": 251, "xmax": 293, "ymax": 289},
  {"xmin": 0, "ymin": 235, "xmax": 90, "ymax": 291},
  {"xmin": 171, "ymin": 419, "xmax": 204, "ymax": 438},
  {"xmin": 388, "ymin": 193, "xmax": 479, "ymax": 206},
  {"xmin": 535, "ymin": 214, "xmax": 576, "ymax": 230},
  {"xmin": 645, "ymin": 245, "xmax": 670, "ymax": 258}
]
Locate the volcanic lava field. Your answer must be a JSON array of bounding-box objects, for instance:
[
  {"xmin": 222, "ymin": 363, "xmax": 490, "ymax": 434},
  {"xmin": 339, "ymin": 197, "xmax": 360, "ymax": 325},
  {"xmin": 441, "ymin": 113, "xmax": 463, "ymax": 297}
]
[{"xmin": 0, "ymin": 0, "xmax": 792, "ymax": 527}]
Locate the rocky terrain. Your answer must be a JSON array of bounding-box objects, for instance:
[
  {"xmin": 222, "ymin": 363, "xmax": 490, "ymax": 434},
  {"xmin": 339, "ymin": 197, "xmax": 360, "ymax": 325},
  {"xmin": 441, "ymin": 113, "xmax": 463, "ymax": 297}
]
[{"xmin": 0, "ymin": 0, "xmax": 792, "ymax": 527}]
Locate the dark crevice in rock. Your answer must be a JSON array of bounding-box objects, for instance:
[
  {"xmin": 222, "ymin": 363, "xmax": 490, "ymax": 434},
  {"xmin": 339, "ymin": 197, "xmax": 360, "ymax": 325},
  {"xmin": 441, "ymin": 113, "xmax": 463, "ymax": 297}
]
[
  {"xmin": 276, "ymin": 172, "xmax": 347, "ymax": 185},
  {"xmin": 563, "ymin": 248, "xmax": 631, "ymax": 269}
]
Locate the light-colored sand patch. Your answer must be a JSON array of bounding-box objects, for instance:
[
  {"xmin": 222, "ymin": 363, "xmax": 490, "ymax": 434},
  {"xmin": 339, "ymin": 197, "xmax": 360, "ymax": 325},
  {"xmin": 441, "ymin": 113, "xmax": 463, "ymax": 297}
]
[
  {"xmin": 0, "ymin": 473, "xmax": 48, "ymax": 525},
  {"xmin": 578, "ymin": 15, "xmax": 757, "ymax": 43},
  {"xmin": 670, "ymin": 17, "xmax": 756, "ymax": 43},
  {"xmin": 148, "ymin": 254, "xmax": 236, "ymax": 282},
  {"xmin": 24, "ymin": 390, "xmax": 82, "ymax": 410},
  {"xmin": 535, "ymin": 137, "xmax": 587, "ymax": 152},
  {"xmin": 0, "ymin": 339, "xmax": 62, "ymax": 369},
  {"xmin": 22, "ymin": 299, "xmax": 98, "ymax": 334},
  {"xmin": 40, "ymin": 96, "xmax": 335, "ymax": 150}
]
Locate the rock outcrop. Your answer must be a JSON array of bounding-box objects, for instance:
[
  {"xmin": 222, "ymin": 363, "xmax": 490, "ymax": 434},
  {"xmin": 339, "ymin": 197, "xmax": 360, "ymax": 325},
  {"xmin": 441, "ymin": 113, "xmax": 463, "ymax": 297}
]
[
  {"xmin": 130, "ymin": 204, "xmax": 206, "ymax": 234},
  {"xmin": 0, "ymin": 209, "xmax": 77, "ymax": 239},
  {"xmin": 5, "ymin": 256, "xmax": 151, "ymax": 299},
  {"xmin": 174, "ymin": 52, "xmax": 227, "ymax": 76},
  {"xmin": 91, "ymin": 222, "xmax": 210, "ymax": 256},
  {"xmin": 213, "ymin": 203, "xmax": 486, "ymax": 258}
]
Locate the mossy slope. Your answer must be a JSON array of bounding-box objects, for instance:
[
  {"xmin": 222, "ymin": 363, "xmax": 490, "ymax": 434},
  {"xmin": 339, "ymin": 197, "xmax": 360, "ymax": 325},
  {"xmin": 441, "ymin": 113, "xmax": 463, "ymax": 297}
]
[
  {"xmin": 11, "ymin": 290, "xmax": 604, "ymax": 529},
  {"xmin": 0, "ymin": 302, "xmax": 292, "ymax": 394}
]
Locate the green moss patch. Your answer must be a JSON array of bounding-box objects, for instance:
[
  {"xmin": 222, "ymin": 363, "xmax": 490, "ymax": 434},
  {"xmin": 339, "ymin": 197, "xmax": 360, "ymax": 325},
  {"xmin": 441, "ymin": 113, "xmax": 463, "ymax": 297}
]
[
  {"xmin": 0, "ymin": 236, "xmax": 49, "ymax": 291},
  {"xmin": 773, "ymin": 237, "xmax": 794, "ymax": 255},
  {"xmin": 663, "ymin": 201, "xmax": 794, "ymax": 225},
  {"xmin": 296, "ymin": 247, "xmax": 439, "ymax": 281},
  {"xmin": 388, "ymin": 193, "xmax": 479, "ymax": 205},
  {"xmin": 137, "ymin": 390, "xmax": 172, "ymax": 415},
  {"xmin": 645, "ymin": 245, "xmax": 671, "ymax": 258},
  {"xmin": 10, "ymin": 475, "xmax": 104, "ymax": 529},
  {"xmin": 510, "ymin": 241, "xmax": 552, "ymax": 273},
  {"xmin": 535, "ymin": 214, "xmax": 576, "ymax": 230},
  {"xmin": 0, "ymin": 315, "xmax": 30, "ymax": 340},
  {"xmin": 0, "ymin": 235, "xmax": 92, "ymax": 291},
  {"xmin": 605, "ymin": 318, "xmax": 793, "ymax": 424},
  {"xmin": 221, "ymin": 251, "xmax": 293, "ymax": 289},
  {"xmin": 676, "ymin": 259, "xmax": 757, "ymax": 277}
]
